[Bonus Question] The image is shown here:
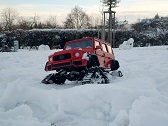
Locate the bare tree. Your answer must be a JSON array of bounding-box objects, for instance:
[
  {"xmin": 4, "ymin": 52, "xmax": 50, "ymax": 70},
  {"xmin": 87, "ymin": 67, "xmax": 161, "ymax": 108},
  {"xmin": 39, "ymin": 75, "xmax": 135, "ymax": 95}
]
[
  {"xmin": 46, "ymin": 16, "xmax": 58, "ymax": 28},
  {"xmin": 90, "ymin": 14, "xmax": 101, "ymax": 28},
  {"xmin": 1, "ymin": 7, "xmax": 18, "ymax": 31},
  {"xmin": 64, "ymin": 6, "xmax": 91, "ymax": 29},
  {"xmin": 101, "ymin": 0, "xmax": 120, "ymax": 47},
  {"xmin": 17, "ymin": 16, "xmax": 31, "ymax": 30},
  {"xmin": 30, "ymin": 14, "xmax": 40, "ymax": 28},
  {"xmin": 64, "ymin": 14, "xmax": 75, "ymax": 29}
]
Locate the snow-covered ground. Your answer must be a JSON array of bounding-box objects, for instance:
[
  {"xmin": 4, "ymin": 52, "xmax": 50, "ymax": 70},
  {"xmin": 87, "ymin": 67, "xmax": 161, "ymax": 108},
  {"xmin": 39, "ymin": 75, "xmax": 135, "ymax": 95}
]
[{"xmin": 0, "ymin": 46, "xmax": 168, "ymax": 126}]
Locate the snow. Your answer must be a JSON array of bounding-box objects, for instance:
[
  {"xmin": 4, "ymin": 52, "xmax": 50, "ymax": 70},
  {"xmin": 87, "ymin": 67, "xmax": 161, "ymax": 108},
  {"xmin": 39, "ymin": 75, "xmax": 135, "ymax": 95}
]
[
  {"xmin": 82, "ymin": 52, "xmax": 89, "ymax": 60},
  {"xmin": 0, "ymin": 45, "xmax": 168, "ymax": 126},
  {"xmin": 117, "ymin": 21, "xmax": 128, "ymax": 26},
  {"xmin": 38, "ymin": 44, "xmax": 50, "ymax": 51},
  {"xmin": 119, "ymin": 38, "xmax": 134, "ymax": 50}
]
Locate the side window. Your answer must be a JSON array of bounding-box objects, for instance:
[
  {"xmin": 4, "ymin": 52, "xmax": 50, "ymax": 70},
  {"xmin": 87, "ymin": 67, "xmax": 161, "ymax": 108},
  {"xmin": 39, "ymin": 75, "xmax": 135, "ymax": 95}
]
[
  {"xmin": 95, "ymin": 41, "xmax": 100, "ymax": 48},
  {"xmin": 107, "ymin": 45, "xmax": 112, "ymax": 54},
  {"xmin": 102, "ymin": 43, "xmax": 108, "ymax": 52}
]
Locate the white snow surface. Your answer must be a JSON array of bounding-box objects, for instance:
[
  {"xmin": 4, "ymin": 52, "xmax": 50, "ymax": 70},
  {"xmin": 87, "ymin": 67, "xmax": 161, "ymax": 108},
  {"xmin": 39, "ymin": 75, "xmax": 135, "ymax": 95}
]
[{"xmin": 0, "ymin": 46, "xmax": 168, "ymax": 126}]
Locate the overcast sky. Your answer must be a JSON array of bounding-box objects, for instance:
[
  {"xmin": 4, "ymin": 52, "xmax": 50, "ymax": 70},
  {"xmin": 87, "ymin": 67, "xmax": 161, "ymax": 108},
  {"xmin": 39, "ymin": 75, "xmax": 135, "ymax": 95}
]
[{"xmin": 0, "ymin": 0, "xmax": 168, "ymax": 24}]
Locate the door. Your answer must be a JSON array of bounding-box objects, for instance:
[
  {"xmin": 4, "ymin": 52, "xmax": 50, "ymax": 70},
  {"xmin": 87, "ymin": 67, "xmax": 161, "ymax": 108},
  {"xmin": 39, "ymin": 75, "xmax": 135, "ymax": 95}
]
[
  {"xmin": 102, "ymin": 43, "xmax": 115, "ymax": 68},
  {"xmin": 95, "ymin": 41, "xmax": 104, "ymax": 66}
]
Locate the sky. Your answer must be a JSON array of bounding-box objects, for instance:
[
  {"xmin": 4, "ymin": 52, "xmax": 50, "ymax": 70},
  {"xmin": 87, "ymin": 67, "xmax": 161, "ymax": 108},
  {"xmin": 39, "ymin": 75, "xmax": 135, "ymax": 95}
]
[{"xmin": 0, "ymin": 0, "xmax": 168, "ymax": 25}]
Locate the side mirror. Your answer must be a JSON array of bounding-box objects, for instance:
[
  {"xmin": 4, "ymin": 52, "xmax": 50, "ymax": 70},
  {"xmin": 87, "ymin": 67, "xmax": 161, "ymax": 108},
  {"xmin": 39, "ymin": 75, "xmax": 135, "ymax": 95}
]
[{"xmin": 95, "ymin": 45, "xmax": 102, "ymax": 50}]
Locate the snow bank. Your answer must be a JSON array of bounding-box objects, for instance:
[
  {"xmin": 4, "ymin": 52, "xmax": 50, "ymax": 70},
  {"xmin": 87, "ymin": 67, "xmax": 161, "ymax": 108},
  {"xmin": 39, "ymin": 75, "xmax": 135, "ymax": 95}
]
[
  {"xmin": 129, "ymin": 96, "xmax": 168, "ymax": 126},
  {"xmin": 0, "ymin": 46, "xmax": 168, "ymax": 126},
  {"xmin": 119, "ymin": 38, "xmax": 134, "ymax": 50},
  {"xmin": 0, "ymin": 105, "xmax": 50, "ymax": 126},
  {"xmin": 38, "ymin": 44, "xmax": 50, "ymax": 51}
]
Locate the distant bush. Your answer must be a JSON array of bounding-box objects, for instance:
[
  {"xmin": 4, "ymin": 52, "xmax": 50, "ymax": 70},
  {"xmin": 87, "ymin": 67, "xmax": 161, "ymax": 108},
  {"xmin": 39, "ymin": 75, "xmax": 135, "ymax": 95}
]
[{"xmin": 1, "ymin": 28, "xmax": 168, "ymax": 51}]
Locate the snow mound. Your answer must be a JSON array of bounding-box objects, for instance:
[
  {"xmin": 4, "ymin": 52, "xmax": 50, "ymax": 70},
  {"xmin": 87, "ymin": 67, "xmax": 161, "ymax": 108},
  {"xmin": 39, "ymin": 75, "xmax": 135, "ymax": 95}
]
[
  {"xmin": 119, "ymin": 38, "xmax": 134, "ymax": 50},
  {"xmin": 38, "ymin": 44, "xmax": 50, "ymax": 51},
  {"xmin": 0, "ymin": 104, "xmax": 50, "ymax": 126},
  {"xmin": 0, "ymin": 45, "xmax": 168, "ymax": 126},
  {"xmin": 129, "ymin": 96, "xmax": 168, "ymax": 126}
]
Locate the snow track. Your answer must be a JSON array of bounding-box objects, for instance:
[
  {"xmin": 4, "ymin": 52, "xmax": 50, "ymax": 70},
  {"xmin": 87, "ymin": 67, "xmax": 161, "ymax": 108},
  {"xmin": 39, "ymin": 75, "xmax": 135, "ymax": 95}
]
[{"xmin": 0, "ymin": 46, "xmax": 168, "ymax": 126}]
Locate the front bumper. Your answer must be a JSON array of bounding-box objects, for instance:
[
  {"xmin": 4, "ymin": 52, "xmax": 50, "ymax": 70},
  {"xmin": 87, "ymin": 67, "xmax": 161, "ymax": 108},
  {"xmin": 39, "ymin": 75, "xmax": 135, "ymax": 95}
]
[{"xmin": 45, "ymin": 59, "xmax": 87, "ymax": 71}]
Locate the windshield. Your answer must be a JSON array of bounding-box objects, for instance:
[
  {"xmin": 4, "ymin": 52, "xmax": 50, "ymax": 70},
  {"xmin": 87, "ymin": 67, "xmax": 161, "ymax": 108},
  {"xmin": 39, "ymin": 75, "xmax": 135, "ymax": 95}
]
[{"xmin": 65, "ymin": 40, "xmax": 92, "ymax": 50}]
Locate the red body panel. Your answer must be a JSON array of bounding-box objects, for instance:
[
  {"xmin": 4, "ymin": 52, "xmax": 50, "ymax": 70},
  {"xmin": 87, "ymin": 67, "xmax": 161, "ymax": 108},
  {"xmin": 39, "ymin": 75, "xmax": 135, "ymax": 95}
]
[{"xmin": 45, "ymin": 37, "xmax": 115, "ymax": 71}]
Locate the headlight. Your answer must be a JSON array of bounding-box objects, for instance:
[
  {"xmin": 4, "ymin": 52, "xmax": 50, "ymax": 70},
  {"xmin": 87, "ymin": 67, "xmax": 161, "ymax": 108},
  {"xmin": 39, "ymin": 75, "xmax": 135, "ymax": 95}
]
[
  {"xmin": 49, "ymin": 57, "xmax": 53, "ymax": 62},
  {"xmin": 75, "ymin": 52, "xmax": 80, "ymax": 57}
]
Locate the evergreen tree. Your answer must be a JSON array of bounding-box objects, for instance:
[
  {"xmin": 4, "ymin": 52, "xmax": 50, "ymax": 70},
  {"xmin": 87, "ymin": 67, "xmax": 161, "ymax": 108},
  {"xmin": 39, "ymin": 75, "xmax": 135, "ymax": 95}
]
[{"xmin": 154, "ymin": 13, "xmax": 160, "ymax": 19}]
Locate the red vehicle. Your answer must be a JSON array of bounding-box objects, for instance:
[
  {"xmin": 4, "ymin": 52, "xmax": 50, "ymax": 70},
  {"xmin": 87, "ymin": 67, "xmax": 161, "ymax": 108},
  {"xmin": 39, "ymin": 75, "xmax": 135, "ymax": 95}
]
[{"xmin": 42, "ymin": 37, "xmax": 122, "ymax": 84}]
